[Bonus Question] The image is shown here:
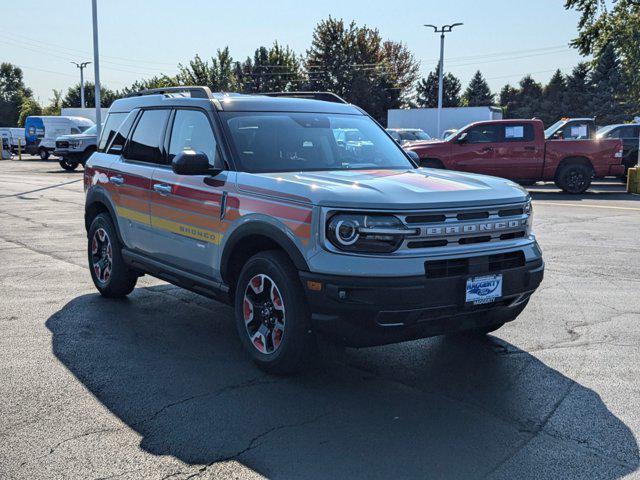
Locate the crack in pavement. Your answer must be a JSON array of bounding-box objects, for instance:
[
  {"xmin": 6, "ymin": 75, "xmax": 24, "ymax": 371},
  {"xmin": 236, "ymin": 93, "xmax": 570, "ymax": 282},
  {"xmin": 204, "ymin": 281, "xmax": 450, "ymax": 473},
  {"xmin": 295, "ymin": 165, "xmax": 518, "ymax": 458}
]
[{"xmin": 0, "ymin": 178, "xmax": 82, "ymax": 198}]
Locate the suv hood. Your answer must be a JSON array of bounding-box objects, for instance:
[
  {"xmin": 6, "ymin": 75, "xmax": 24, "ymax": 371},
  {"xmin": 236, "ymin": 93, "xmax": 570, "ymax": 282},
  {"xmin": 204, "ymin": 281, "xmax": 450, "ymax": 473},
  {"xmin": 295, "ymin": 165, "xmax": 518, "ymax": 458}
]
[{"xmin": 239, "ymin": 169, "xmax": 528, "ymax": 210}]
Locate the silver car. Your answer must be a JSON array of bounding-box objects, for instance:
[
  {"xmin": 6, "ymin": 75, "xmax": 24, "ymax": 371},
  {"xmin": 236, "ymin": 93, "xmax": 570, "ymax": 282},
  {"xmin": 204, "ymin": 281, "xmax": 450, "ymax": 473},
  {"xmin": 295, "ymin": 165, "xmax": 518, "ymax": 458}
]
[{"xmin": 54, "ymin": 124, "xmax": 99, "ymax": 170}]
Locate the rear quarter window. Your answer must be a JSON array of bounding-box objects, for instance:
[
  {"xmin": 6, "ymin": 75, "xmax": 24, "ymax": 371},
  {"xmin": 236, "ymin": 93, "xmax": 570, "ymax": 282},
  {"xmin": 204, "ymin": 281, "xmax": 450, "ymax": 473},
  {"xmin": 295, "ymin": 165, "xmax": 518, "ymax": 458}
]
[{"xmin": 98, "ymin": 112, "xmax": 128, "ymax": 152}]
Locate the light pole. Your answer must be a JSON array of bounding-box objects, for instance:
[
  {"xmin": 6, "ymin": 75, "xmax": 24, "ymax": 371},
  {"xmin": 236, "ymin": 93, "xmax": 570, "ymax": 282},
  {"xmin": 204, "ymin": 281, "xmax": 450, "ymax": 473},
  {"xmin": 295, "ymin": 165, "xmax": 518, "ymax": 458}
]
[
  {"xmin": 424, "ymin": 23, "xmax": 463, "ymax": 138},
  {"xmin": 91, "ymin": 0, "xmax": 102, "ymax": 136},
  {"xmin": 71, "ymin": 61, "xmax": 91, "ymax": 108}
]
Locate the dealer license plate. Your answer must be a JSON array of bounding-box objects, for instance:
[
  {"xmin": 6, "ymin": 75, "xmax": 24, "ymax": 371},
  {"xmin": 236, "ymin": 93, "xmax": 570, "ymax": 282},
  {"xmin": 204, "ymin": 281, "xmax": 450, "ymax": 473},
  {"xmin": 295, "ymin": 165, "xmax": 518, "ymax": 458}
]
[{"xmin": 465, "ymin": 274, "xmax": 503, "ymax": 305}]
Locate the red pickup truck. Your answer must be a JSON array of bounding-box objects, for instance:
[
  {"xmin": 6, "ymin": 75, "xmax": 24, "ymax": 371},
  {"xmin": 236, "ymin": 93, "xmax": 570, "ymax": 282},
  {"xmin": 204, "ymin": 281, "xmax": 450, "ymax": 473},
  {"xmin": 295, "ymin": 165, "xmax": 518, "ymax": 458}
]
[{"xmin": 406, "ymin": 119, "xmax": 624, "ymax": 193}]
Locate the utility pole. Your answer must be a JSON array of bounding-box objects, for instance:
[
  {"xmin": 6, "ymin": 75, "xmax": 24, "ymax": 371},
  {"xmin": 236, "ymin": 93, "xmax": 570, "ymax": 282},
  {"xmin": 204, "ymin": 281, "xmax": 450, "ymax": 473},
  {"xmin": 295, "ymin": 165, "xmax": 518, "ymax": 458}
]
[
  {"xmin": 71, "ymin": 61, "xmax": 91, "ymax": 108},
  {"xmin": 91, "ymin": 0, "xmax": 102, "ymax": 136},
  {"xmin": 424, "ymin": 23, "xmax": 463, "ymax": 138}
]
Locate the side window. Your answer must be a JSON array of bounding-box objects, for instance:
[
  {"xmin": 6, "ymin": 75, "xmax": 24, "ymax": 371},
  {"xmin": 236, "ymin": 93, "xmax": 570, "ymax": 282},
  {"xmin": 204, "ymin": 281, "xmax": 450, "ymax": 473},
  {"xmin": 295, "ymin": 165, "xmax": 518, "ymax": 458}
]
[
  {"xmin": 168, "ymin": 109, "xmax": 219, "ymax": 166},
  {"xmin": 466, "ymin": 125, "xmax": 501, "ymax": 143},
  {"xmin": 107, "ymin": 111, "xmax": 138, "ymax": 155},
  {"xmin": 125, "ymin": 109, "xmax": 169, "ymax": 163},
  {"xmin": 70, "ymin": 127, "xmax": 80, "ymax": 134},
  {"xmin": 619, "ymin": 126, "xmax": 636, "ymax": 139},
  {"xmin": 502, "ymin": 124, "xmax": 535, "ymax": 142},
  {"xmin": 98, "ymin": 112, "xmax": 127, "ymax": 152}
]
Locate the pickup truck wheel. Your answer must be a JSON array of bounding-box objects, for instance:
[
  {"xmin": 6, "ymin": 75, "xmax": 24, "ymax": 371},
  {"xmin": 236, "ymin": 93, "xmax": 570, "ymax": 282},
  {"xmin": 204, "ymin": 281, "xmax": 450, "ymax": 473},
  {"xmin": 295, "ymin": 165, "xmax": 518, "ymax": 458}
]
[
  {"xmin": 88, "ymin": 213, "xmax": 138, "ymax": 298},
  {"xmin": 59, "ymin": 158, "xmax": 79, "ymax": 171},
  {"xmin": 39, "ymin": 148, "xmax": 50, "ymax": 160},
  {"xmin": 234, "ymin": 250, "xmax": 316, "ymax": 375},
  {"xmin": 556, "ymin": 163, "xmax": 593, "ymax": 194}
]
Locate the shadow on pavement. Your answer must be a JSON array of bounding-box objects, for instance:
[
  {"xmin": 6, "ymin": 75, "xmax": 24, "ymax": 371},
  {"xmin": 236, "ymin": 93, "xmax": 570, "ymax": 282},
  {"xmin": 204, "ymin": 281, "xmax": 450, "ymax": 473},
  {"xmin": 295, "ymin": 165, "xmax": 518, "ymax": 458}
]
[
  {"xmin": 46, "ymin": 287, "xmax": 639, "ymax": 479},
  {"xmin": 528, "ymin": 181, "xmax": 638, "ymax": 202}
]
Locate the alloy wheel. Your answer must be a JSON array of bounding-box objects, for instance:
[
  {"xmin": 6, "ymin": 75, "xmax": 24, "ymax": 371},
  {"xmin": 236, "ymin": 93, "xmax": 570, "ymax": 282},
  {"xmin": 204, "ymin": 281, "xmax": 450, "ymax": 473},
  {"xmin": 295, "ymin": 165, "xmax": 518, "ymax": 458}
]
[
  {"xmin": 242, "ymin": 274, "xmax": 286, "ymax": 355},
  {"xmin": 91, "ymin": 228, "xmax": 113, "ymax": 285}
]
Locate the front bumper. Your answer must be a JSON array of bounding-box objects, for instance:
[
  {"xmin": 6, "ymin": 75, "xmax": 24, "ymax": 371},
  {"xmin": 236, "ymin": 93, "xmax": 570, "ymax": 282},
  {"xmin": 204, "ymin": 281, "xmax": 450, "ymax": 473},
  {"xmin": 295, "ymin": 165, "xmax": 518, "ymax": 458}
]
[
  {"xmin": 300, "ymin": 253, "xmax": 544, "ymax": 347},
  {"xmin": 609, "ymin": 164, "xmax": 625, "ymax": 177}
]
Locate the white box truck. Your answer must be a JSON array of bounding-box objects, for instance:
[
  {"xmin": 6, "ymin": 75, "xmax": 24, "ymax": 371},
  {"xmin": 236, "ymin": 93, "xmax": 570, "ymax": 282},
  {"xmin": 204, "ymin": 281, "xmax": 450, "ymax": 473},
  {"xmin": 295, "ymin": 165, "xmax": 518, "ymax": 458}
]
[{"xmin": 388, "ymin": 106, "xmax": 503, "ymax": 139}]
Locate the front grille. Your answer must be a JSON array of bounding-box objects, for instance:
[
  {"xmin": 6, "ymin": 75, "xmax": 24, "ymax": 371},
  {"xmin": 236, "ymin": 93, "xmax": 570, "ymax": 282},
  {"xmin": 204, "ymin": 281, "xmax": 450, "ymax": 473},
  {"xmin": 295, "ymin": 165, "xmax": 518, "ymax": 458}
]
[
  {"xmin": 425, "ymin": 251, "xmax": 526, "ymax": 278},
  {"xmin": 400, "ymin": 202, "xmax": 529, "ymax": 251},
  {"xmin": 56, "ymin": 140, "xmax": 69, "ymax": 148}
]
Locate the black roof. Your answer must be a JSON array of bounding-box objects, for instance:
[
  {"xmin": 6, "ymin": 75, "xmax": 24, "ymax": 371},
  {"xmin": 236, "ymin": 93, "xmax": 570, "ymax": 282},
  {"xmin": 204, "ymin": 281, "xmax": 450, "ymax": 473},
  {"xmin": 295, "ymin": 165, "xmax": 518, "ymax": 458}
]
[{"xmin": 110, "ymin": 88, "xmax": 362, "ymax": 115}]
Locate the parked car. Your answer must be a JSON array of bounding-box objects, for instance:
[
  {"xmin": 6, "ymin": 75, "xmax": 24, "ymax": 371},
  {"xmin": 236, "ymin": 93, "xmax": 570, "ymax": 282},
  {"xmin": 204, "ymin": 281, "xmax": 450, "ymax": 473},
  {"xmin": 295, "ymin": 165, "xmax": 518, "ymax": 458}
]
[
  {"xmin": 24, "ymin": 115, "xmax": 94, "ymax": 159},
  {"xmin": 405, "ymin": 119, "xmax": 624, "ymax": 193},
  {"xmin": 544, "ymin": 118, "xmax": 596, "ymax": 140},
  {"xmin": 386, "ymin": 128, "xmax": 431, "ymax": 146},
  {"xmin": 54, "ymin": 124, "xmax": 100, "ymax": 170},
  {"xmin": 85, "ymin": 87, "xmax": 543, "ymax": 373},
  {"xmin": 0, "ymin": 127, "xmax": 26, "ymax": 153},
  {"xmin": 596, "ymin": 123, "xmax": 639, "ymax": 175}
]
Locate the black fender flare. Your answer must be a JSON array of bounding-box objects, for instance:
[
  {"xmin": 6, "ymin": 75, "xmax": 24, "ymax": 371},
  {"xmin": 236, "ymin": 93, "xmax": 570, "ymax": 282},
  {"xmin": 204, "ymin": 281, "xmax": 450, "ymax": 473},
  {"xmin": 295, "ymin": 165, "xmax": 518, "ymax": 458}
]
[
  {"xmin": 220, "ymin": 222, "xmax": 309, "ymax": 281},
  {"xmin": 84, "ymin": 188, "xmax": 122, "ymax": 241}
]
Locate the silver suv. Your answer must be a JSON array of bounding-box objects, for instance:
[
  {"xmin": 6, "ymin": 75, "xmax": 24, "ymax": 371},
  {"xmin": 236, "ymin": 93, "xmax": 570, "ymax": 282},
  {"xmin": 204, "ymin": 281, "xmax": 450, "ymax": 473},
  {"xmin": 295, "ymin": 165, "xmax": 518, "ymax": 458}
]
[
  {"xmin": 55, "ymin": 124, "xmax": 99, "ymax": 171},
  {"xmin": 84, "ymin": 87, "xmax": 543, "ymax": 374}
]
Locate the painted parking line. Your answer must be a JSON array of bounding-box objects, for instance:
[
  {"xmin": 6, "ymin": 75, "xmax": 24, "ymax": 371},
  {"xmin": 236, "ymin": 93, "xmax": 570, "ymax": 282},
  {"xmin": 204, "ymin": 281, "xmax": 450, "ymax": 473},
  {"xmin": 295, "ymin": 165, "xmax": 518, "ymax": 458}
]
[{"xmin": 535, "ymin": 201, "xmax": 640, "ymax": 212}]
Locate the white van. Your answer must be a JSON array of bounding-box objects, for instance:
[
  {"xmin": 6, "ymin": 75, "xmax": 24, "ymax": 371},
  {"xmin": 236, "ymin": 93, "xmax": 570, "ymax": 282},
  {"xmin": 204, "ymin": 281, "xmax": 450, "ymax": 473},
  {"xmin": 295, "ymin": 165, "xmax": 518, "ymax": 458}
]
[
  {"xmin": 0, "ymin": 127, "xmax": 26, "ymax": 153},
  {"xmin": 24, "ymin": 116, "xmax": 95, "ymax": 159}
]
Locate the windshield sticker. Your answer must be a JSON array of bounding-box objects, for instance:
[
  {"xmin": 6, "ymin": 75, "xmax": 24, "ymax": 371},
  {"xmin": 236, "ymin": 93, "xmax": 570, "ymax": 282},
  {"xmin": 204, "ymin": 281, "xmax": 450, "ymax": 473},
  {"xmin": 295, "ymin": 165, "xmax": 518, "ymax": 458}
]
[{"xmin": 505, "ymin": 126, "xmax": 524, "ymax": 139}]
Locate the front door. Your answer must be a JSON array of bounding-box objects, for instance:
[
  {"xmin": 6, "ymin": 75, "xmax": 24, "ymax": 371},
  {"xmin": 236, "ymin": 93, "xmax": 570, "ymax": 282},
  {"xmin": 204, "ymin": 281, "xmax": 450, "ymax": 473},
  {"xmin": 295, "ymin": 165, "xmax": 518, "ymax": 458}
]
[
  {"xmin": 492, "ymin": 123, "xmax": 543, "ymax": 180},
  {"xmin": 452, "ymin": 124, "xmax": 500, "ymax": 176},
  {"xmin": 149, "ymin": 108, "xmax": 230, "ymax": 278}
]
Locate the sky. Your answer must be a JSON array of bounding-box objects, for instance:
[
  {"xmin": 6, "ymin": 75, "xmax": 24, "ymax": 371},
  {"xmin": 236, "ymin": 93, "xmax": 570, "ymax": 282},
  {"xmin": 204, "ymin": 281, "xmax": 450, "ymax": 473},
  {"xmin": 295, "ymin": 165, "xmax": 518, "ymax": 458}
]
[{"xmin": 1, "ymin": 0, "xmax": 587, "ymax": 104}]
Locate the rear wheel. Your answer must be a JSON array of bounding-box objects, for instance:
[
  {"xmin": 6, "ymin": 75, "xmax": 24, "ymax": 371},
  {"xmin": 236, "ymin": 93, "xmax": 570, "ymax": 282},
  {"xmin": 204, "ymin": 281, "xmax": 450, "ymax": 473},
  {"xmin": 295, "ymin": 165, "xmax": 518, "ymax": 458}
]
[
  {"xmin": 38, "ymin": 148, "xmax": 50, "ymax": 160},
  {"xmin": 88, "ymin": 213, "xmax": 138, "ymax": 297},
  {"xmin": 234, "ymin": 250, "xmax": 316, "ymax": 375},
  {"xmin": 555, "ymin": 163, "xmax": 593, "ymax": 194},
  {"xmin": 59, "ymin": 158, "xmax": 79, "ymax": 171}
]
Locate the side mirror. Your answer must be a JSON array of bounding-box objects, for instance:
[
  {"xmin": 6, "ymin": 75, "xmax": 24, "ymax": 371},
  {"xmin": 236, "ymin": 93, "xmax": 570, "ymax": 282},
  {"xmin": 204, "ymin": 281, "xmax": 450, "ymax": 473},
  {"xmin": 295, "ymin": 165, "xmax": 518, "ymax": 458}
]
[
  {"xmin": 457, "ymin": 132, "xmax": 468, "ymax": 143},
  {"xmin": 172, "ymin": 150, "xmax": 217, "ymax": 176},
  {"xmin": 405, "ymin": 150, "xmax": 420, "ymax": 163}
]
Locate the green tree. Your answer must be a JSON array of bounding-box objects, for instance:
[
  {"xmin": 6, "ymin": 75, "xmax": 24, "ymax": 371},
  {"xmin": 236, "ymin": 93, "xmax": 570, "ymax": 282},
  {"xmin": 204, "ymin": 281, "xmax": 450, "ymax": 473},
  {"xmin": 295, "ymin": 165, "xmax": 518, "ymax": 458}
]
[
  {"xmin": 415, "ymin": 66, "xmax": 461, "ymax": 108},
  {"xmin": 463, "ymin": 70, "xmax": 493, "ymax": 106},
  {"xmin": 177, "ymin": 48, "xmax": 239, "ymax": 91},
  {"xmin": 588, "ymin": 42, "xmax": 629, "ymax": 124},
  {"xmin": 511, "ymin": 75, "xmax": 544, "ymax": 119},
  {"xmin": 62, "ymin": 82, "xmax": 118, "ymax": 108},
  {"xmin": 119, "ymin": 75, "xmax": 179, "ymax": 96},
  {"xmin": 540, "ymin": 69, "xmax": 568, "ymax": 125},
  {"xmin": 0, "ymin": 63, "xmax": 32, "ymax": 126},
  {"xmin": 564, "ymin": 62, "xmax": 592, "ymax": 117},
  {"xmin": 382, "ymin": 40, "xmax": 420, "ymax": 107},
  {"xmin": 17, "ymin": 96, "xmax": 42, "ymax": 127},
  {"xmin": 499, "ymin": 84, "xmax": 519, "ymax": 118},
  {"xmin": 42, "ymin": 89, "xmax": 63, "ymax": 116},
  {"xmin": 238, "ymin": 42, "xmax": 302, "ymax": 93},
  {"xmin": 305, "ymin": 17, "xmax": 401, "ymax": 124},
  {"xmin": 565, "ymin": 0, "xmax": 640, "ymax": 100}
]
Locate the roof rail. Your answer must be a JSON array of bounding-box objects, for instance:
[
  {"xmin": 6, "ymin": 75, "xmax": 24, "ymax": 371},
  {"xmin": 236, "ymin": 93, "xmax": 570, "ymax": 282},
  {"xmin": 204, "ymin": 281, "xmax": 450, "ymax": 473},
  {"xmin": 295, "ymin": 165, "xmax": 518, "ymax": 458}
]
[
  {"xmin": 259, "ymin": 91, "xmax": 348, "ymax": 104},
  {"xmin": 127, "ymin": 86, "xmax": 214, "ymax": 99}
]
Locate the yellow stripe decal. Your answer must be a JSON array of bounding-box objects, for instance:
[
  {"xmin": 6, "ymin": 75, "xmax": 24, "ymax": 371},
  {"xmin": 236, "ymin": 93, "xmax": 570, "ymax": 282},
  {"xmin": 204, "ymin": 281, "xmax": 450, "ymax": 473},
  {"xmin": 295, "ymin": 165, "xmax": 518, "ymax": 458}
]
[
  {"xmin": 116, "ymin": 206, "xmax": 151, "ymax": 225},
  {"xmin": 151, "ymin": 216, "xmax": 223, "ymax": 245}
]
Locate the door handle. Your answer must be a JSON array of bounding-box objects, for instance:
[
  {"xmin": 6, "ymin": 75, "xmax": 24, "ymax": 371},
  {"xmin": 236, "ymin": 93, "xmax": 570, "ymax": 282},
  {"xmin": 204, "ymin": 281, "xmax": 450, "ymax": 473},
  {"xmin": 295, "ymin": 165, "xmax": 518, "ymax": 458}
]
[
  {"xmin": 153, "ymin": 183, "xmax": 172, "ymax": 195},
  {"xmin": 109, "ymin": 175, "xmax": 124, "ymax": 185}
]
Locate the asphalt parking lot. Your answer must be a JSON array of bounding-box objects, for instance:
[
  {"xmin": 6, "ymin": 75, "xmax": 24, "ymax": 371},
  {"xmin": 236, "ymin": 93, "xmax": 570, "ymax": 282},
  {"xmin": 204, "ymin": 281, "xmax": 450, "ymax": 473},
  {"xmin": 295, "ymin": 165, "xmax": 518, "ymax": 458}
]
[{"xmin": 1, "ymin": 157, "xmax": 639, "ymax": 480}]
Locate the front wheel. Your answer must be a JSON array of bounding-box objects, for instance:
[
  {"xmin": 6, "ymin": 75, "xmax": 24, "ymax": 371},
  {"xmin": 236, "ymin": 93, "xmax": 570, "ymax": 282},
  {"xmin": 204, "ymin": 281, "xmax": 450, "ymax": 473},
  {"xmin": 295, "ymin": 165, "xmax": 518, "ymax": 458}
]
[
  {"xmin": 234, "ymin": 250, "xmax": 316, "ymax": 375},
  {"xmin": 59, "ymin": 158, "xmax": 79, "ymax": 171},
  {"xmin": 555, "ymin": 163, "xmax": 593, "ymax": 194},
  {"xmin": 39, "ymin": 148, "xmax": 50, "ymax": 160},
  {"xmin": 88, "ymin": 213, "xmax": 138, "ymax": 297}
]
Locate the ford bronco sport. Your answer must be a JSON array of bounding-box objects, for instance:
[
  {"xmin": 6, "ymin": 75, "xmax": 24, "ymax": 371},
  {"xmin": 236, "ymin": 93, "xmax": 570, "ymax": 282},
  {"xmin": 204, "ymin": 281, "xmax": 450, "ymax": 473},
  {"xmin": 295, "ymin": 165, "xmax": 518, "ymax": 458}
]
[{"xmin": 84, "ymin": 87, "xmax": 544, "ymax": 374}]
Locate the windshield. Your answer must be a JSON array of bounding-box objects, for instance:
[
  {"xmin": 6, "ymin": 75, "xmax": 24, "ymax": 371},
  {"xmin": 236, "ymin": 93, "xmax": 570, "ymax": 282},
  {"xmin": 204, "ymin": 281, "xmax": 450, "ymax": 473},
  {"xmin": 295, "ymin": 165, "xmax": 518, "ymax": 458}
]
[
  {"xmin": 544, "ymin": 120, "xmax": 565, "ymax": 139},
  {"xmin": 83, "ymin": 125, "xmax": 97, "ymax": 135},
  {"xmin": 222, "ymin": 112, "xmax": 414, "ymax": 173}
]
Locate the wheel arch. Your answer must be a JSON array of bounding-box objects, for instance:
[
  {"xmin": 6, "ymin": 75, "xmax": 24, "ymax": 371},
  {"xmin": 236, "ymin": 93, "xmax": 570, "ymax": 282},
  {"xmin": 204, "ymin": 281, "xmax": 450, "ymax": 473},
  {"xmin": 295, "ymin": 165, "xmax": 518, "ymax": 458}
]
[
  {"xmin": 85, "ymin": 189, "xmax": 122, "ymax": 242},
  {"xmin": 556, "ymin": 156, "xmax": 594, "ymax": 178}
]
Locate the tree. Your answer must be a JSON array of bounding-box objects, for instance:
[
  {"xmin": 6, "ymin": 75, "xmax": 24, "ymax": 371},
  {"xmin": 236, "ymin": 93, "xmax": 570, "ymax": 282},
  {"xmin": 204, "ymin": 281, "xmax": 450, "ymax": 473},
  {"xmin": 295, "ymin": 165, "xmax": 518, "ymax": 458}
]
[
  {"xmin": 463, "ymin": 71, "xmax": 493, "ymax": 106},
  {"xmin": 42, "ymin": 89, "xmax": 63, "ymax": 116},
  {"xmin": 510, "ymin": 75, "xmax": 544, "ymax": 119},
  {"xmin": 415, "ymin": 66, "xmax": 461, "ymax": 108},
  {"xmin": 62, "ymin": 82, "xmax": 118, "ymax": 108},
  {"xmin": 177, "ymin": 48, "xmax": 239, "ymax": 91},
  {"xmin": 588, "ymin": 42, "xmax": 629, "ymax": 124},
  {"xmin": 564, "ymin": 62, "xmax": 592, "ymax": 117},
  {"xmin": 499, "ymin": 84, "xmax": 519, "ymax": 118},
  {"xmin": 382, "ymin": 41, "xmax": 420, "ymax": 107},
  {"xmin": 18, "ymin": 96, "xmax": 42, "ymax": 127},
  {"xmin": 238, "ymin": 42, "xmax": 302, "ymax": 93},
  {"xmin": 0, "ymin": 63, "xmax": 32, "ymax": 126},
  {"xmin": 305, "ymin": 17, "xmax": 402, "ymax": 124},
  {"xmin": 565, "ymin": 0, "xmax": 640, "ymax": 102},
  {"xmin": 540, "ymin": 69, "xmax": 568, "ymax": 125},
  {"xmin": 119, "ymin": 75, "xmax": 179, "ymax": 96}
]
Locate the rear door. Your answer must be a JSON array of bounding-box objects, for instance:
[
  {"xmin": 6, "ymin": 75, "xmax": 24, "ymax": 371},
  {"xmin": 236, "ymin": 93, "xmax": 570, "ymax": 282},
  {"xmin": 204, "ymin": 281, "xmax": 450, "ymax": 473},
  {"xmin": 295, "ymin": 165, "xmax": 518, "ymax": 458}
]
[
  {"xmin": 492, "ymin": 123, "xmax": 543, "ymax": 180},
  {"xmin": 109, "ymin": 108, "xmax": 170, "ymax": 252},
  {"xmin": 149, "ymin": 108, "xmax": 231, "ymax": 277},
  {"xmin": 451, "ymin": 124, "xmax": 499, "ymax": 175}
]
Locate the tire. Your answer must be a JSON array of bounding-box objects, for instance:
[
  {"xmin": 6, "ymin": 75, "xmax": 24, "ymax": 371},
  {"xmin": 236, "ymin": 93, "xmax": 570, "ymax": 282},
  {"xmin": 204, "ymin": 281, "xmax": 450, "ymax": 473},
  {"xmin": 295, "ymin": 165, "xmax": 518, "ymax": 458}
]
[
  {"xmin": 39, "ymin": 148, "xmax": 50, "ymax": 160},
  {"xmin": 59, "ymin": 158, "xmax": 79, "ymax": 171},
  {"xmin": 88, "ymin": 213, "xmax": 138, "ymax": 298},
  {"xmin": 422, "ymin": 159, "xmax": 444, "ymax": 169},
  {"xmin": 81, "ymin": 148, "xmax": 96, "ymax": 165},
  {"xmin": 234, "ymin": 250, "xmax": 316, "ymax": 375},
  {"xmin": 555, "ymin": 163, "xmax": 593, "ymax": 194}
]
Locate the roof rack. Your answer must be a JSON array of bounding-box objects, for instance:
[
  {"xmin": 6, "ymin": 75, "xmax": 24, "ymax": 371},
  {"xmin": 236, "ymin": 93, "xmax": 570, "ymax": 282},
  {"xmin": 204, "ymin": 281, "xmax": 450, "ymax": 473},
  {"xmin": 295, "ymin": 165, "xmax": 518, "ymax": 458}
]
[
  {"xmin": 127, "ymin": 86, "xmax": 214, "ymax": 99},
  {"xmin": 259, "ymin": 91, "xmax": 348, "ymax": 104}
]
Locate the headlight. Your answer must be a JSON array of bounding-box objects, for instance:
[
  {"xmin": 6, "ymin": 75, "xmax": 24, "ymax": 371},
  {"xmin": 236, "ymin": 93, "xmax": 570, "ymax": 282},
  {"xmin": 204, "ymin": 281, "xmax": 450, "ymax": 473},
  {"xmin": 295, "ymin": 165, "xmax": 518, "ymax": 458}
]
[
  {"xmin": 524, "ymin": 199, "xmax": 533, "ymax": 233},
  {"xmin": 326, "ymin": 213, "xmax": 418, "ymax": 253}
]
